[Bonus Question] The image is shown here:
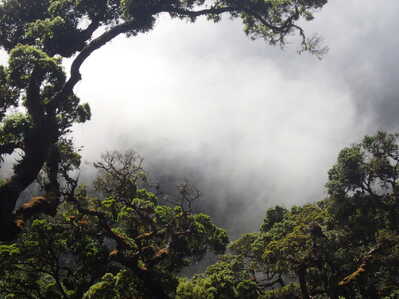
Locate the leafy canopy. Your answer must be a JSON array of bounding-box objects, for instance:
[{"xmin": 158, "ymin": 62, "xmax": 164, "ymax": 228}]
[
  {"xmin": 0, "ymin": 150, "xmax": 229, "ymax": 298},
  {"xmin": 178, "ymin": 132, "xmax": 399, "ymax": 299}
]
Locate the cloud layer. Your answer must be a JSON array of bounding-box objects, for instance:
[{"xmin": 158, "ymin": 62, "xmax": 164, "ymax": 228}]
[{"xmin": 73, "ymin": 1, "xmax": 399, "ymax": 236}]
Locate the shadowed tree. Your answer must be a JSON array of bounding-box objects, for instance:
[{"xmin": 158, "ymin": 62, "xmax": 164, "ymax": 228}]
[
  {"xmin": 177, "ymin": 132, "xmax": 399, "ymax": 299},
  {"xmin": 0, "ymin": 150, "xmax": 229, "ymax": 298},
  {"xmin": 0, "ymin": 0, "xmax": 328, "ymax": 241}
]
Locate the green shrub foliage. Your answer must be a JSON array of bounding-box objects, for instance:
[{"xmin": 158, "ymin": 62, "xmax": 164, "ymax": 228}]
[
  {"xmin": 0, "ymin": 151, "xmax": 228, "ymax": 298},
  {"xmin": 177, "ymin": 132, "xmax": 399, "ymax": 299}
]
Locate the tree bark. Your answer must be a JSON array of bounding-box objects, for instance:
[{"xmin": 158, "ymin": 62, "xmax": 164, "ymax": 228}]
[
  {"xmin": 297, "ymin": 266, "xmax": 310, "ymax": 299},
  {"xmin": 0, "ymin": 121, "xmax": 53, "ymax": 241}
]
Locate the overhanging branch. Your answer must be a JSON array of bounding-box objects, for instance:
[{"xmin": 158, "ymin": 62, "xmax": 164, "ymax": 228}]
[
  {"xmin": 167, "ymin": 6, "xmax": 236, "ymax": 18},
  {"xmin": 53, "ymin": 20, "xmax": 142, "ymax": 105}
]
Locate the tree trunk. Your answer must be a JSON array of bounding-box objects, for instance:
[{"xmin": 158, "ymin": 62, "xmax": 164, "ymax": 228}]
[
  {"xmin": 0, "ymin": 126, "xmax": 52, "ymax": 241},
  {"xmin": 297, "ymin": 266, "xmax": 310, "ymax": 299},
  {"xmin": 140, "ymin": 270, "xmax": 174, "ymax": 299}
]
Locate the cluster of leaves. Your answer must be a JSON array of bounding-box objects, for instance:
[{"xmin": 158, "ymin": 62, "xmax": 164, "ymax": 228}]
[
  {"xmin": 177, "ymin": 132, "xmax": 399, "ymax": 299},
  {"xmin": 0, "ymin": 0, "xmax": 328, "ymax": 55},
  {"xmin": 0, "ymin": 151, "xmax": 228, "ymax": 298}
]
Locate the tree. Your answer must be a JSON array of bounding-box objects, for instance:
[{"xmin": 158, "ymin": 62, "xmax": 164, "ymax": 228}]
[
  {"xmin": 178, "ymin": 201, "xmax": 398, "ymax": 299},
  {"xmin": 326, "ymin": 131, "xmax": 399, "ymax": 297},
  {"xmin": 327, "ymin": 131, "xmax": 399, "ymax": 237},
  {"xmin": 178, "ymin": 132, "xmax": 399, "ymax": 299},
  {"xmin": 0, "ymin": 0, "xmax": 328, "ymax": 241},
  {"xmin": 0, "ymin": 150, "xmax": 228, "ymax": 298},
  {"xmin": 177, "ymin": 203, "xmax": 340, "ymax": 299}
]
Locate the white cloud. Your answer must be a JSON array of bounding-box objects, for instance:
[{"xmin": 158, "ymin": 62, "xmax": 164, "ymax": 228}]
[{"xmin": 71, "ymin": 7, "xmax": 368, "ymax": 234}]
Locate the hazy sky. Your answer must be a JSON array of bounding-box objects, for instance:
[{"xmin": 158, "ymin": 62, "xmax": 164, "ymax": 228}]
[{"xmin": 2, "ymin": 1, "xmax": 399, "ymax": 237}]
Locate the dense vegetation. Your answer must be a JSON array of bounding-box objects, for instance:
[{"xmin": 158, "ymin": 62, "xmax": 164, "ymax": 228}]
[
  {"xmin": 2, "ymin": 0, "xmax": 398, "ymax": 298},
  {"xmin": 0, "ymin": 150, "xmax": 229, "ymax": 298},
  {"xmin": 177, "ymin": 132, "xmax": 399, "ymax": 299},
  {"xmin": 1, "ymin": 132, "xmax": 399, "ymax": 298}
]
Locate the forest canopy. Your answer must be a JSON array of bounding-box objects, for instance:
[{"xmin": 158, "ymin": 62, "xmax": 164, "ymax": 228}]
[
  {"xmin": 177, "ymin": 131, "xmax": 399, "ymax": 299},
  {"xmin": 0, "ymin": 1, "xmax": 398, "ymax": 296},
  {"xmin": 1, "ymin": 132, "xmax": 398, "ymax": 298},
  {"xmin": 5, "ymin": 1, "xmax": 398, "ymax": 298},
  {"xmin": 0, "ymin": 150, "xmax": 230, "ymax": 298}
]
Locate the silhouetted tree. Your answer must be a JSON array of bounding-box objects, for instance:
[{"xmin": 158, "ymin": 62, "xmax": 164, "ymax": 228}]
[
  {"xmin": 0, "ymin": 150, "xmax": 228, "ymax": 298},
  {"xmin": 178, "ymin": 132, "xmax": 399, "ymax": 299}
]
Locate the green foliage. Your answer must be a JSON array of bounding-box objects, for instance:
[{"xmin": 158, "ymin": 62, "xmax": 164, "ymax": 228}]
[
  {"xmin": 0, "ymin": 0, "xmax": 328, "ymax": 57},
  {"xmin": 0, "ymin": 65, "xmax": 19, "ymax": 120},
  {"xmin": 0, "ymin": 151, "xmax": 228, "ymax": 298},
  {"xmin": 179, "ymin": 132, "xmax": 399, "ymax": 299},
  {"xmin": 260, "ymin": 205, "xmax": 288, "ymax": 232},
  {"xmin": 176, "ymin": 255, "xmax": 258, "ymax": 299},
  {"xmin": 327, "ymin": 131, "xmax": 399, "ymax": 237},
  {"xmin": 260, "ymin": 283, "xmax": 301, "ymax": 299},
  {"xmin": 0, "ymin": 113, "xmax": 31, "ymax": 156},
  {"xmin": 82, "ymin": 271, "xmax": 141, "ymax": 299}
]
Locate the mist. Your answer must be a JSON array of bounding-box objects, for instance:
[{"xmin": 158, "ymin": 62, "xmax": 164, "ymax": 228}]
[
  {"xmin": 72, "ymin": 0, "xmax": 399, "ymax": 237},
  {"xmin": 2, "ymin": 0, "xmax": 399, "ymax": 238}
]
